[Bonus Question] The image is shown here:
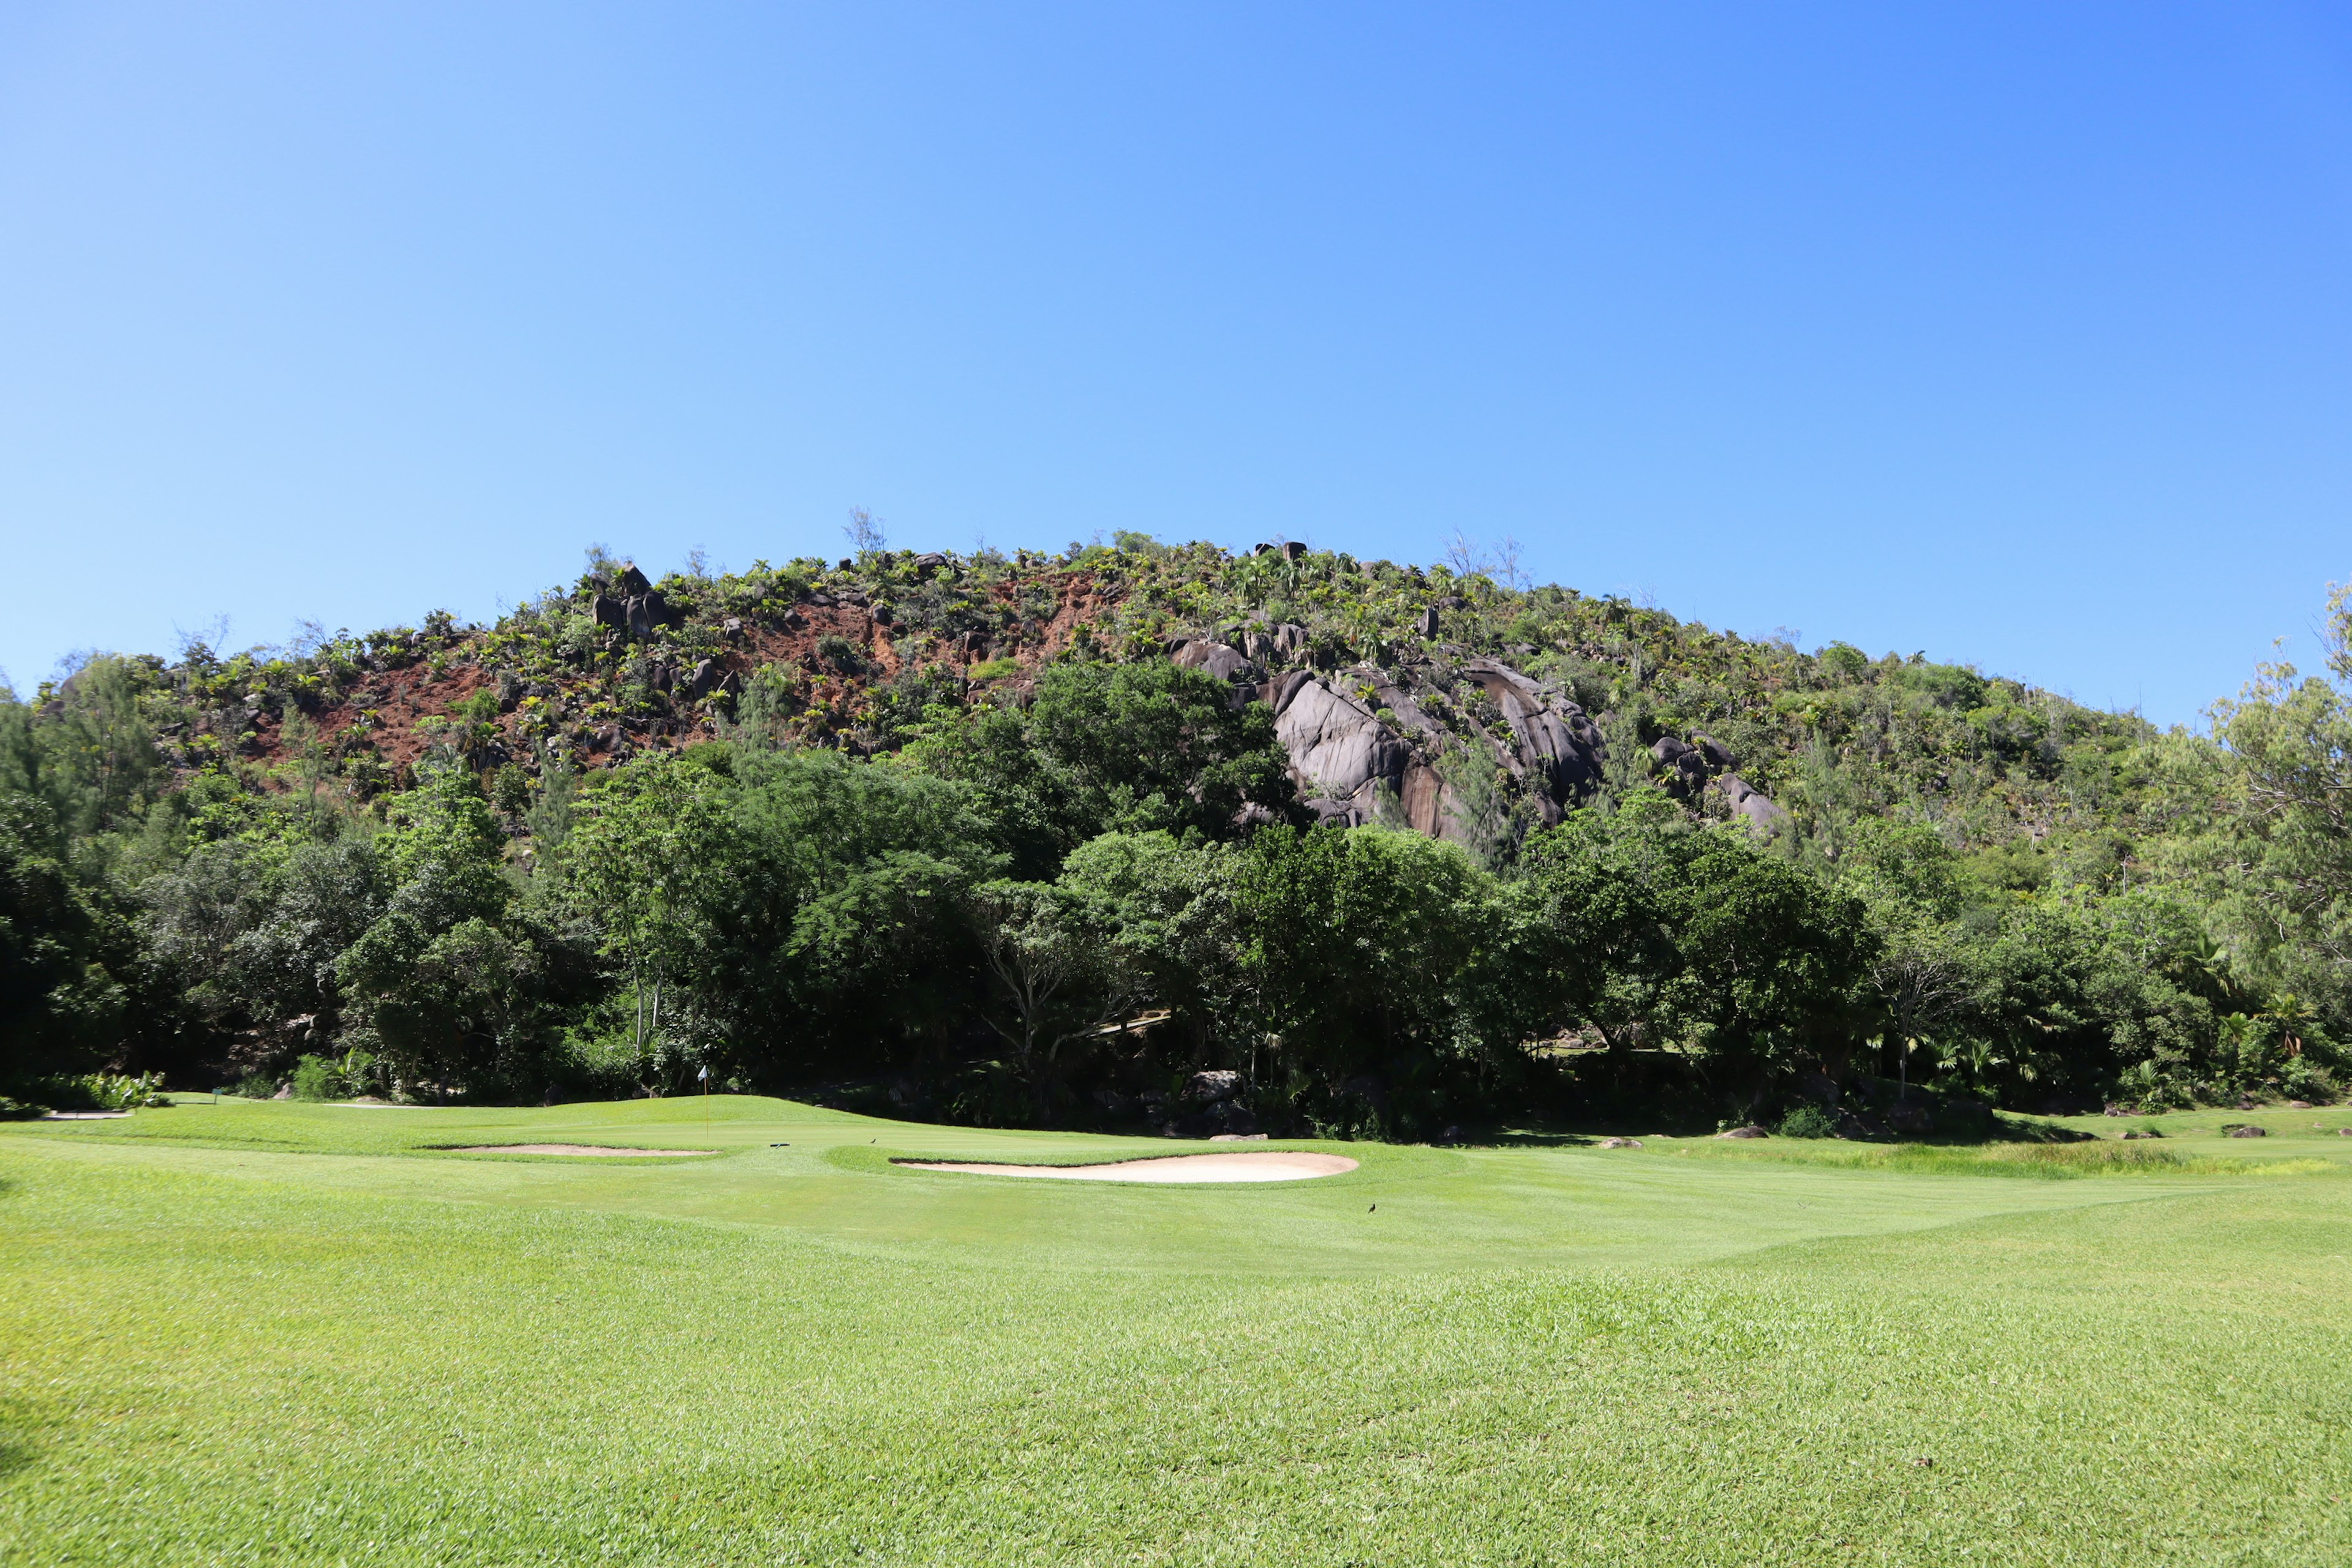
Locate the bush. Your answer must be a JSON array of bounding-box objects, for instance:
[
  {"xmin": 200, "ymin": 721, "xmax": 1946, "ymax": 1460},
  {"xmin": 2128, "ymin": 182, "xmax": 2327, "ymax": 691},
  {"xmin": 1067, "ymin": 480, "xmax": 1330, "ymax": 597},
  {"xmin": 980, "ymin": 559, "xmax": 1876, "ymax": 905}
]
[
  {"xmin": 233, "ymin": 1070, "xmax": 278, "ymax": 1099},
  {"xmin": 1774, "ymin": 1104, "xmax": 1838, "ymax": 1139},
  {"xmin": 32, "ymin": 1072, "xmax": 170, "ymax": 1112},
  {"xmin": 290, "ymin": 1054, "xmax": 335, "ymax": 1101}
]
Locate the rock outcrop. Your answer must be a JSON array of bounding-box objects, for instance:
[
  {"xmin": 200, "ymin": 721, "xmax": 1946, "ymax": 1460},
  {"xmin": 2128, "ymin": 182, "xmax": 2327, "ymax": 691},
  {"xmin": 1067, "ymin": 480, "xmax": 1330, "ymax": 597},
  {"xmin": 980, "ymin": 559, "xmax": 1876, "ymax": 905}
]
[{"xmin": 1164, "ymin": 629, "xmax": 1789, "ymax": 846}]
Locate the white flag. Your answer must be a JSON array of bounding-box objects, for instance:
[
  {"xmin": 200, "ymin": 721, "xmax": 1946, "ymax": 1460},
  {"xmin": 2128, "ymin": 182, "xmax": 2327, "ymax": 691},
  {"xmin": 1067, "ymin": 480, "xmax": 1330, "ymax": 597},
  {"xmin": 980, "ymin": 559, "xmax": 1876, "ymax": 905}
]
[{"xmin": 697, "ymin": 1066, "xmax": 709, "ymax": 1082}]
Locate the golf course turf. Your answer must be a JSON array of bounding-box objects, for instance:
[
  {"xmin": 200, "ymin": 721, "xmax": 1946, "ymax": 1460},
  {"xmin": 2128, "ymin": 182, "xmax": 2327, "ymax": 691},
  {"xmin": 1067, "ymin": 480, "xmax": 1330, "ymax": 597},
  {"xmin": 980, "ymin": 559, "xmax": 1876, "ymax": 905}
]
[{"xmin": 6, "ymin": 1098, "xmax": 2352, "ymax": 1564}]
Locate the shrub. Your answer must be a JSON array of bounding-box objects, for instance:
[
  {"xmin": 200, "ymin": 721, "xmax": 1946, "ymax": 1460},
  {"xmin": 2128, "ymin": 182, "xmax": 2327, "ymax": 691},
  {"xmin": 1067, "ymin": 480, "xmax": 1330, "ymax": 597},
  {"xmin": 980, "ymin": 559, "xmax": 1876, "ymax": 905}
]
[
  {"xmin": 34, "ymin": 1072, "xmax": 170, "ymax": 1112},
  {"xmin": 815, "ymin": 635, "xmax": 865, "ymax": 675},
  {"xmin": 290, "ymin": 1054, "xmax": 335, "ymax": 1101},
  {"xmin": 1775, "ymin": 1104, "xmax": 1838, "ymax": 1139},
  {"xmin": 233, "ymin": 1070, "xmax": 278, "ymax": 1099}
]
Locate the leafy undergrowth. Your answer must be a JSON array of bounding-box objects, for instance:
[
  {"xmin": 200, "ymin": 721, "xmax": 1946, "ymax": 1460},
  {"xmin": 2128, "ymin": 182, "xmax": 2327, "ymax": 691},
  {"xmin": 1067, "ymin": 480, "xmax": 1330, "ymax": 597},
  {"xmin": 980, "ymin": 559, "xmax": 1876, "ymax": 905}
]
[{"xmin": 1677, "ymin": 1137, "xmax": 2336, "ymax": 1179}]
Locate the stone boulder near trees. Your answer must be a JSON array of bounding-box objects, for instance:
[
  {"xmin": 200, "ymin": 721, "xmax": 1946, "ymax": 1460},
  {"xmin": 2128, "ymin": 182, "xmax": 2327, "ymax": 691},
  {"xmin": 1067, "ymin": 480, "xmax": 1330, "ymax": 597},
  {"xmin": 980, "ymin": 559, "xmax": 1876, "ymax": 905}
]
[
  {"xmin": 1186, "ymin": 1069, "xmax": 1243, "ymax": 1104},
  {"xmin": 1168, "ymin": 638, "xmax": 1257, "ymax": 687},
  {"xmin": 1272, "ymin": 677, "xmax": 1413, "ymax": 827},
  {"xmin": 1716, "ymin": 774, "xmax": 1792, "ymax": 834},
  {"xmin": 1461, "ymin": 660, "xmax": 1605, "ymax": 801}
]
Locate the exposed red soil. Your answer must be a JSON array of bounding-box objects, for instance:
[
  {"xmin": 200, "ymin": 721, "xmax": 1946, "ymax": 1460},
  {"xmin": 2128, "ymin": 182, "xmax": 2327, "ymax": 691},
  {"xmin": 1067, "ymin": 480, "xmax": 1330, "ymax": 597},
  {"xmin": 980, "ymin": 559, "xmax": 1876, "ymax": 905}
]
[{"xmin": 227, "ymin": 570, "xmax": 1126, "ymax": 786}]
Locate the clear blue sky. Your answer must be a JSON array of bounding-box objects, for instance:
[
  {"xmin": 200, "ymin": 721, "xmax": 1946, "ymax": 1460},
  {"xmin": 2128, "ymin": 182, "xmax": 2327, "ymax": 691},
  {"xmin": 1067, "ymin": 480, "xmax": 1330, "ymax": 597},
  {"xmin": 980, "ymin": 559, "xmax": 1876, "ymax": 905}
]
[{"xmin": 3, "ymin": 2, "xmax": 2348, "ymax": 724}]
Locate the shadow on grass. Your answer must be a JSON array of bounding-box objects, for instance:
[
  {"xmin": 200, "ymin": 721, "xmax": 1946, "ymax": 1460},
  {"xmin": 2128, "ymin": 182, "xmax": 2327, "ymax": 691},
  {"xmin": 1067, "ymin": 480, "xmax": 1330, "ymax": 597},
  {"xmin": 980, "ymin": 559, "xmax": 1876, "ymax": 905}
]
[{"xmin": 1453, "ymin": 1106, "xmax": 2100, "ymax": 1152}]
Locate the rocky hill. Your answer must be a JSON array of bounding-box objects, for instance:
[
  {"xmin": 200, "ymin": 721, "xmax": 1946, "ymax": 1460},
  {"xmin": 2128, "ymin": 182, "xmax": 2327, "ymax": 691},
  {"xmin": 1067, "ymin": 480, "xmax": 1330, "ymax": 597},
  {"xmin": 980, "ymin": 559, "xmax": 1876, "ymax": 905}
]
[{"xmin": 105, "ymin": 535, "xmax": 2150, "ymax": 875}]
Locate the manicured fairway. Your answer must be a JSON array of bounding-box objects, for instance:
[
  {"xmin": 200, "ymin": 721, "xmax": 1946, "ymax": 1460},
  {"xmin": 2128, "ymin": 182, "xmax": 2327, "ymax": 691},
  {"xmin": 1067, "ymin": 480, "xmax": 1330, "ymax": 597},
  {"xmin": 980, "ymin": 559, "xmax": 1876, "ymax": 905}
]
[{"xmin": 6, "ymin": 1099, "xmax": 2352, "ymax": 1565}]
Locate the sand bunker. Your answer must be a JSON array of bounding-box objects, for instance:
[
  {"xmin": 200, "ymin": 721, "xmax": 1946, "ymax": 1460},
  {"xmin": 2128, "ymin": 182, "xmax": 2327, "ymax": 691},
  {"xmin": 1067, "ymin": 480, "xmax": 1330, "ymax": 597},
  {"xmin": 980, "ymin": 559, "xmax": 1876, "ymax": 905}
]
[
  {"xmin": 896, "ymin": 1151, "xmax": 1358, "ymax": 1183},
  {"xmin": 443, "ymin": 1144, "xmax": 717, "ymax": 1157}
]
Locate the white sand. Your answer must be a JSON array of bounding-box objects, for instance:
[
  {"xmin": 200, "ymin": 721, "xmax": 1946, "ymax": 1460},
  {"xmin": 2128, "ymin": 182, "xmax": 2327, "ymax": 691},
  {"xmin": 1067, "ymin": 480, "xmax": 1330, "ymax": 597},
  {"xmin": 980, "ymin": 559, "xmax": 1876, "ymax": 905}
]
[
  {"xmin": 443, "ymin": 1144, "xmax": 717, "ymax": 1157},
  {"xmin": 896, "ymin": 1151, "xmax": 1358, "ymax": 1183}
]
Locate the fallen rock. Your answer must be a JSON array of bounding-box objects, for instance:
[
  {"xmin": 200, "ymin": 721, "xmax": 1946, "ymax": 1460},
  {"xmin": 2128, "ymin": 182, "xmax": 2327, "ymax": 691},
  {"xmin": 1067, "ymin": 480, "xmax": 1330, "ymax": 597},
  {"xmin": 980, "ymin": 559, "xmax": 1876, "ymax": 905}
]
[
  {"xmin": 2228, "ymin": 1124, "xmax": 2268, "ymax": 1137},
  {"xmin": 1597, "ymin": 1137, "xmax": 1643, "ymax": 1150},
  {"xmin": 1209, "ymin": 1133, "xmax": 1268, "ymax": 1142},
  {"xmin": 2288, "ymin": 1099, "xmax": 2313, "ymax": 1109},
  {"xmin": 2121, "ymin": 1129, "xmax": 2163, "ymax": 1140},
  {"xmin": 1716, "ymin": 1125, "xmax": 1768, "ymax": 1139}
]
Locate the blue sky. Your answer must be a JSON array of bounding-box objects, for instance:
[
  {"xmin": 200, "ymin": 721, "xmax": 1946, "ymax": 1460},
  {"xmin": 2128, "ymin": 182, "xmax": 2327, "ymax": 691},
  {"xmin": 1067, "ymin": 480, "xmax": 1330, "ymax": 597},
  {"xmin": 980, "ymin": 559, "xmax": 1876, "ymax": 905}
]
[{"xmin": 2, "ymin": 2, "xmax": 2347, "ymax": 724}]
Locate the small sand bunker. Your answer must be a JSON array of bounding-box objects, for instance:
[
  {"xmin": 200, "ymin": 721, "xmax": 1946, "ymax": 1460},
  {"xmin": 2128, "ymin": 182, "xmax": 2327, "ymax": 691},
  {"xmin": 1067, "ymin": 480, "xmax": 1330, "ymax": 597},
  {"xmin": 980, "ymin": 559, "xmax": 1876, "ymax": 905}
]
[
  {"xmin": 897, "ymin": 1151, "xmax": 1358, "ymax": 1183},
  {"xmin": 443, "ymin": 1144, "xmax": 716, "ymax": 1157}
]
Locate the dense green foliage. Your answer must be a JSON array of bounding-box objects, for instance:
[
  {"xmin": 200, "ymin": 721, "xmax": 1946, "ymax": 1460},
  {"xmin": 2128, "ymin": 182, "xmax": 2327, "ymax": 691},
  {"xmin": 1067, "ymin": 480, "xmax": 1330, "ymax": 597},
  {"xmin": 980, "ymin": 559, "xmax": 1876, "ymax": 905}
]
[{"xmin": 0, "ymin": 539, "xmax": 2345, "ymax": 1131}]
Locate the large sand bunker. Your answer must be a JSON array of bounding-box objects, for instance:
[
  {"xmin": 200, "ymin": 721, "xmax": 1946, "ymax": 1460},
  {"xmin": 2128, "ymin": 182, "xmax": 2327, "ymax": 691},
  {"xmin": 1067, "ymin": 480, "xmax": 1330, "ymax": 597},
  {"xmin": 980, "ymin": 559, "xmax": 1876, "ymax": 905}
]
[
  {"xmin": 443, "ymin": 1144, "xmax": 717, "ymax": 1157},
  {"xmin": 896, "ymin": 1151, "xmax": 1358, "ymax": 1183}
]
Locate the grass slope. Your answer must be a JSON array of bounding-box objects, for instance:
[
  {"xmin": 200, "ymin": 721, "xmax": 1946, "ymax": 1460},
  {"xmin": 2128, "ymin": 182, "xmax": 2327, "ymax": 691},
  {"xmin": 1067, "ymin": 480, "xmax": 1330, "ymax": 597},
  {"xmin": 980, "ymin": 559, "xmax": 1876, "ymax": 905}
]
[{"xmin": 6, "ymin": 1100, "xmax": 2352, "ymax": 1564}]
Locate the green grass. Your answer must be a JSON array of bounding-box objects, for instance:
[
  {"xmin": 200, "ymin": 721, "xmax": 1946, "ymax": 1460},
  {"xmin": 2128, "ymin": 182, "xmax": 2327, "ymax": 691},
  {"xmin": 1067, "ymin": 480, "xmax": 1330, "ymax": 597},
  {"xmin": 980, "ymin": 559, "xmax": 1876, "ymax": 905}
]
[{"xmin": 6, "ymin": 1100, "xmax": 2352, "ymax": 1564}]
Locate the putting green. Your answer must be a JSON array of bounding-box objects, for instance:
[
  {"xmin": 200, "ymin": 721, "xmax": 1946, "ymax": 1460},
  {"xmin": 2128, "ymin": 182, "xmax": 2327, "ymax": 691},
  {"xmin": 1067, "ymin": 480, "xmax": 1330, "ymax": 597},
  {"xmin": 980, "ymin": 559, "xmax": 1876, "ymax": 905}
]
[{"xmin": 5, "ymin": 1097, "xmax": 2352, "ymax": 1564}]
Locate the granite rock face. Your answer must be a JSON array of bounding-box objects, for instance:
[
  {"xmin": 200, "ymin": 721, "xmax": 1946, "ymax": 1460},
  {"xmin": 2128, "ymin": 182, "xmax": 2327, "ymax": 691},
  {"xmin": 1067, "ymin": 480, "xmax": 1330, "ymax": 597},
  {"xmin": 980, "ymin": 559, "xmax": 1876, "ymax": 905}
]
[{"xmin": 1163, "ymin": 631, "xmax": 1789, "ymax": 845}]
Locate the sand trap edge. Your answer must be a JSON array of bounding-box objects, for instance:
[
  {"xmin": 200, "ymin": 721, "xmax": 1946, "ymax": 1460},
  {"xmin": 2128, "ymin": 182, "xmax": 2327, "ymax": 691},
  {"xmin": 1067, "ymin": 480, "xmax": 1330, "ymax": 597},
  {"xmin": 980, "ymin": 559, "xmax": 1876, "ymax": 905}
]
[{"xmin": 894, "ymin": 1151, "xmax": 1359, "ymax": 1184}]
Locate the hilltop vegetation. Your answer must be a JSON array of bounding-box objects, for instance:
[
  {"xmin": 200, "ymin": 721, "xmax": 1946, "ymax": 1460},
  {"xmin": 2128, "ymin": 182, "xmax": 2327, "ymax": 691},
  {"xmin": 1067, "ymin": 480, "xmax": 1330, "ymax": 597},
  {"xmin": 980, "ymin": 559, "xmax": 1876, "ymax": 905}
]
[{"xmin": 2, "ymin": 533, "xmax": 2346, "ymax": 1134}]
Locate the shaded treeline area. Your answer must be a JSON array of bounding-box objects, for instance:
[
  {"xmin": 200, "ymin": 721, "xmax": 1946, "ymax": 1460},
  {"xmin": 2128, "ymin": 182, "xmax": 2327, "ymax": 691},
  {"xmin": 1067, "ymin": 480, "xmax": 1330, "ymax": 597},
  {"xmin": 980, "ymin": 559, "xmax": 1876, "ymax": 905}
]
[{"xmin": 2, "ymin": 540, "xmax": 2348, "ymax": 1135}]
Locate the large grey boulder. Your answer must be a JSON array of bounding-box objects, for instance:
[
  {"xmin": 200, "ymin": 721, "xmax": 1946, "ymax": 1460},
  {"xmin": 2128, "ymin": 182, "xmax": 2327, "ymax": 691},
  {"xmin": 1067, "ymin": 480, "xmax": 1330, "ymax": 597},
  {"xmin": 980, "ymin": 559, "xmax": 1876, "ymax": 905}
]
[
  {"xmin": 1462, "ymin": 660, "xmax": 1604, "ymax": 799},
  {"xmin": 1272, "ymin": 677, "xmax": 1412, "ymax": 823},
  {"xmin": 1186, "ymin": 1069, "xmax": 1243, "ymax": 1104},
  {"xmin": 1169, "ymin": 638, "xmax": 1256, "ymax": 685},
  {"xmin": 1240, "ymin": 622, "xmax": 1310, "ymax": 663},
  {"xmin": 1716, "ymin": 774, "xmax": 1791, "ymax": 834}
]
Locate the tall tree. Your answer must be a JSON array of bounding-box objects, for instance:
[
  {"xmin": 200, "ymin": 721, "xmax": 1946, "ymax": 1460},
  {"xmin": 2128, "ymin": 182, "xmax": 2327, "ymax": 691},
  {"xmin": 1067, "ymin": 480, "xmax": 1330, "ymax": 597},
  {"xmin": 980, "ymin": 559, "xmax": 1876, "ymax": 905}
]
[{"xmin": 560, "ymin": 753, "xmax": 737, "ymax": 1087}]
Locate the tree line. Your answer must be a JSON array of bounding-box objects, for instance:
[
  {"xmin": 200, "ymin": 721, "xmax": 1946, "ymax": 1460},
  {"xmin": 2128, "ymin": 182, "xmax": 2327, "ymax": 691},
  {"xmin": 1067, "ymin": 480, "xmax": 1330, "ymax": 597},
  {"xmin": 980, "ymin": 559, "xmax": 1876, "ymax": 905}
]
[{"xmin": 4, "ymin": 579, "xmax": 2348, "ymax": 1134}]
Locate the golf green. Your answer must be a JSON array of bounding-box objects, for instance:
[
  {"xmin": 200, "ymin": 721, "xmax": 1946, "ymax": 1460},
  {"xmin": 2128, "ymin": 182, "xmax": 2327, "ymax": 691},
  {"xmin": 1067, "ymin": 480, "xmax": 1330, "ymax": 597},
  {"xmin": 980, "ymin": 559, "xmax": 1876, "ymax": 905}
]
[{"xmin": 6, "ymin": 1097, "xmax": 2351, "ymax": 1564}]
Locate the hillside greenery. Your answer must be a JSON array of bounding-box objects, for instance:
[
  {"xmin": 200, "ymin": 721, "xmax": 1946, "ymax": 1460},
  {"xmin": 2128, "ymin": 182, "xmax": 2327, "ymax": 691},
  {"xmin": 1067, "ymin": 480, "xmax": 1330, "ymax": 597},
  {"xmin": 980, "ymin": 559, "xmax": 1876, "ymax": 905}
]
[{"xmin": 2, "ymin": 538, "xmax": 2346, "ymax": 1134}]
